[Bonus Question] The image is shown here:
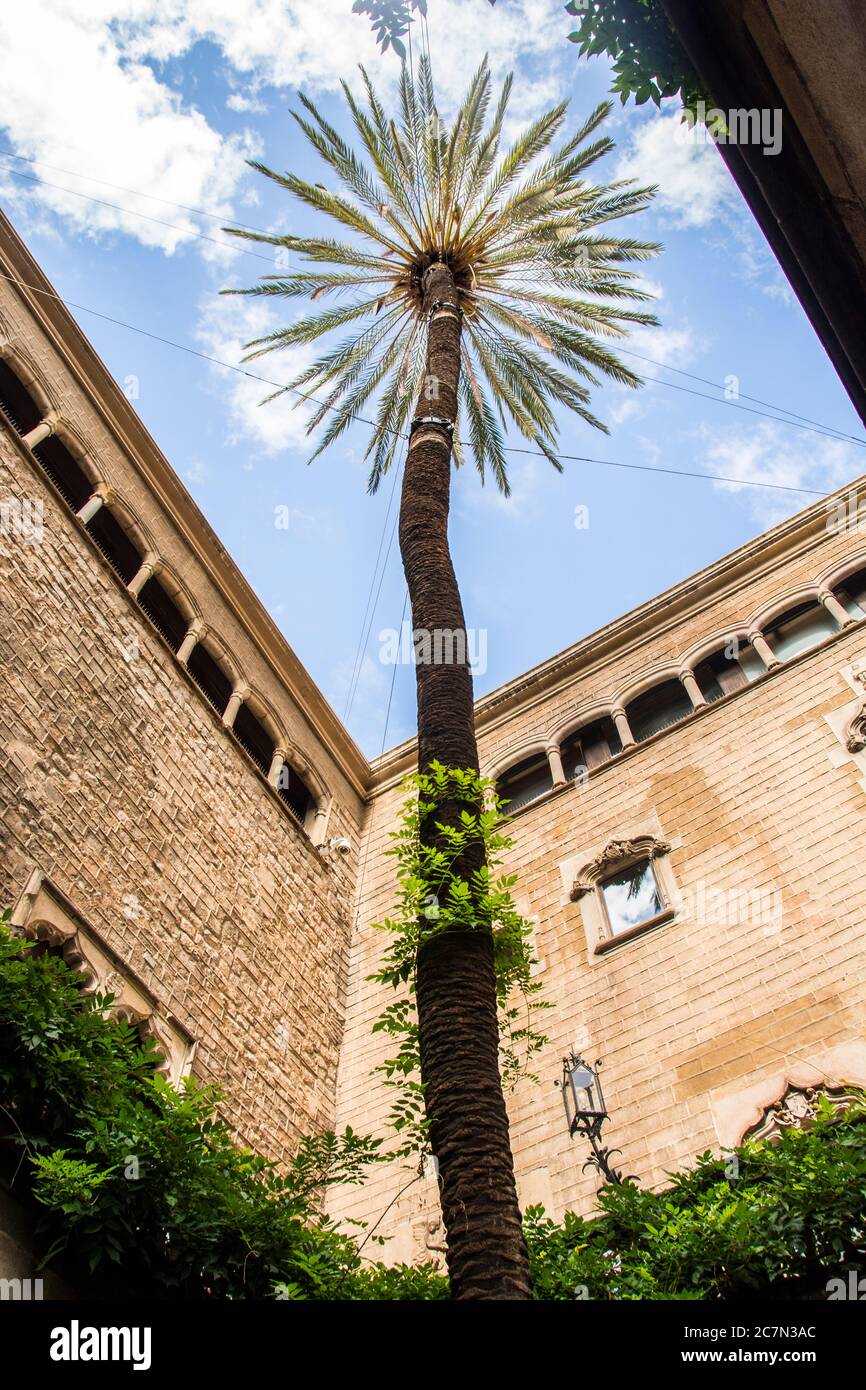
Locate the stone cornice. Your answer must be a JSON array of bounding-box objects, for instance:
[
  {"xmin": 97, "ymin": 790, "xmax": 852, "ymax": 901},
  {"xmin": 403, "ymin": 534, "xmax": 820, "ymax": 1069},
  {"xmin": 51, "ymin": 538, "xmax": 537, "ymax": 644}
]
[{"xmin": 0, "ymin": 210, "xmax": 369, "ymax": 798}]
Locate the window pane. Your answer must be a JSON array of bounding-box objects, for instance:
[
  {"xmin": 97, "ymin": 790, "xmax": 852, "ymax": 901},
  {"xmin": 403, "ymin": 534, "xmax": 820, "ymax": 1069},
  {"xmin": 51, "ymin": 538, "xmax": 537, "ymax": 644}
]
[
  {"xmin": 601, "ymin": 860, "xmax": 663, "ymax": 937},
  {"xmin": 837, "ymin": 569, "xmax": 866, "ymax": 619},
  {"xmin": 766, "ymin": 603, "xmax": 837, "ymax": 661},
  {"xmin": 626, "ymin": 680, "xmax": 693, "ymax": 743},
  {"xmin": 497, "ymin": 753, "xmax": 552, "ymax": 811}
]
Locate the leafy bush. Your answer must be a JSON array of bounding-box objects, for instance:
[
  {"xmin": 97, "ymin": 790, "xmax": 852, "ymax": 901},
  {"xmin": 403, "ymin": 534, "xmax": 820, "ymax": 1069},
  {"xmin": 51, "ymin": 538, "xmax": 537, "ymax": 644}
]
[
  {"xmin": 525, "ymin": 1100, "xmax": 866, "ymax": 1299},
  {"xmin": 2, "ymin": 915, "xmax": 863, "ymax": 1299},
  {"xmin": 0, "ymin": 917, "xmax": 421, "ymax": 1299}
]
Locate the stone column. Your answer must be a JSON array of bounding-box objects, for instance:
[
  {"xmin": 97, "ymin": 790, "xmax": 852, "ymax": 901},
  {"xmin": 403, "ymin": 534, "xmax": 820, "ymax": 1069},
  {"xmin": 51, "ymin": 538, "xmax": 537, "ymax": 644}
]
[
  {"xmin": 222, "ymin": 682, "xmax": 248, "ymax": 730},
  {"xmin": 819, "ymin": 586, "xmax": 854, "ymax": 629},
  {"xmin": 128, "ymin": 553, "xmax": 159, "ymax": 598},
  {"xmin": 268, "ymin": 746, "xmax": 288, "ymax": 789},
  {"xmin": 679, "ymin": 667, "xmax": 708, "ymax": 710},
  {"xmin": 177, "ymin": 619, "xmax": 205, "ymax": 666},
  {"xmin": 76, "ymin": 484, "xmax": 112, "ymax": 526},
  {"xmin": 22, "ymin": 413, "xmax": 58, "ymax": 449},
  {"xmin": 311, "ymin": 804, "xmax": 329, "ymax": 845},
  {"xmin": 546, "ymin": 743, "xmax": 566, "ymax": 786},
  {"xmin": 748, "ymin": 628, "xmax": 780, "ymax": 671},
  {"xmin": 612, "ymin": 705, "xmax": 635, "ymax": 749}
]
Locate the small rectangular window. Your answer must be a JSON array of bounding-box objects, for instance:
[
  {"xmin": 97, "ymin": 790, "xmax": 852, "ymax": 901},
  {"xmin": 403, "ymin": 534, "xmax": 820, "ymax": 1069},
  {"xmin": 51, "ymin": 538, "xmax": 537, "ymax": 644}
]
[
  {"xmin": 626, "ymin": 680, "xmax": 693, "ymax": 743},
  {"xmin": 232, "ymin": 703, "xmax": 275, "ymax": 775},
  {"xmin": 600, "ymin": 860, "xmax": 664, "ymax": 937},
  {"xmin": 86, "ymin": 506, "xmax": 142, "ymax": 585}
]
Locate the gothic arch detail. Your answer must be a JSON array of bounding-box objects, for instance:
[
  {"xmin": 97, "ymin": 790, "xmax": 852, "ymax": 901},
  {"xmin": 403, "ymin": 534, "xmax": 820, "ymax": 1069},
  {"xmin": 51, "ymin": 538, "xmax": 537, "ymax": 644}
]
[{"xmin": 10, "ymin": 870, "xmax": 195, "ymax": 1085}]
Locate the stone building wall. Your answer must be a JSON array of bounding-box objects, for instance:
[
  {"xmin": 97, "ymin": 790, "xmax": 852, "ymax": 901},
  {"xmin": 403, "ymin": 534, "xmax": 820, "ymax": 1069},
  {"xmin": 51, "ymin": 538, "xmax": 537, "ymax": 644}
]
[
  {"xmin": 329, "ymin": 495, "xmax": 866, "ymax": 1264},
  {"xmin": 0, "ymin": 247, "xmax": 367, "ymax": 1163}
]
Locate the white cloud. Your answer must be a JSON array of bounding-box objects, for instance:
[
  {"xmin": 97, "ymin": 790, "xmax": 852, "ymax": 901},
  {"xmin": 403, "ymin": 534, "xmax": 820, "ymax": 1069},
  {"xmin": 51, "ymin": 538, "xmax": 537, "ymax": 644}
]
[
  {"xmin": 0, "ymin": 2, "xmax": 259, "ymax": 257},
  {"xmin": 616, "ymin": 111, "xmax": 737, "ymax": 229},
  {"xmin": 699, "ymin": 420, "xmax": 861, "ymax": 528},
  {"xmin": 606, "ymin": 321, "xmax": 708, "ymax": 428},
  {"xmin": 195, "ymin": 289, "xmax": 320, "ymax": 455},
  {"xmin": 0, "ymin": 0, "xmax": 572, "ymax": 258}
]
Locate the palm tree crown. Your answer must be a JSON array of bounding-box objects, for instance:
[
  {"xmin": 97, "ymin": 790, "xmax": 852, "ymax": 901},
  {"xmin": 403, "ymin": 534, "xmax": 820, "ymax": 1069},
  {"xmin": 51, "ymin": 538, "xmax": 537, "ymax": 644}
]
[{"xmin": 225, "ymin": 57, "xmax": 659, "ymax": 494}]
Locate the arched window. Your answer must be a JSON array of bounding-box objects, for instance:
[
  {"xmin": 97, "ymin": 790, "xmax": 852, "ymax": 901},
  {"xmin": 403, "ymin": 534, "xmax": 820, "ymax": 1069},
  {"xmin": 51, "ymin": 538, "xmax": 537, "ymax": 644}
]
[
  {"xmin": 186, "ymin": 641, "xmax": 233, "ymax": 716},
  {"xmin": 693, "ymin": 644, "xmax": 763, "ymax": 703},
  {"xmin": 232, "ymin": 702, "xmax": 275, "ymax": 775},
  {"xmin": 137, "ymin": 575, "xmax": 188, "ymax": 653},
  {"xmin": 276, "ymin": 761, "xmax": 315, "ymax": 825},
  {"xmin": 32, "ymin": 435, "xmax": 93, "ymax": 513},
  {"xmin": 560, "ymin": 716, "xmax": 622, "ymax": 777},
  {"xmin": 0, "ymin": 358, "xmax": 42, "ymax": 436},
  {"xmin": 835, "ymin": 566, "xmax": 866, "ymax": 620},
  {"xmin": 86, "ymin": 504, "xmax": 143, "ymax": 585},
  {"xmin": 764, "ymin": 600, "xmax": 838, "ymax": 662},
  {"xmin": 625, "ymin": 679, "xmax": 693, "ymax": 743},
  {"xmin": 496, "ymin": 752, "xmax": 553, "ymax": 812}
]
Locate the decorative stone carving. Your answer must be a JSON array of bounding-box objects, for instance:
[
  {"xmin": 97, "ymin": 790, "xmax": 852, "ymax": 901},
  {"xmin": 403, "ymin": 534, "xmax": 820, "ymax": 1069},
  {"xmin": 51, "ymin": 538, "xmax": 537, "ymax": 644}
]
[
  {"xmin": 410, "ymin": 1213, "xmax": 447, "ymax": 1269},
  {"xmin": 742, "ymin": 1084, "xmax": 857, "ymax": 1143},
  {"xmin": 845, "ymin": 662, "xmax": 866, "ymax": 753},
  {"xmin": 570, "ymin": 835, "xmax": 672, "ymax": 902}
]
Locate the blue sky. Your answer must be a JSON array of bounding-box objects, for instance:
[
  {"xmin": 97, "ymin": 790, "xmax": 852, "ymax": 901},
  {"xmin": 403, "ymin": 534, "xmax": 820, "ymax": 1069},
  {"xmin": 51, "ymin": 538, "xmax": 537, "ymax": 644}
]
[{"xmin": 2, "ymin": 0, "xmax": 864, "ymax": 756}]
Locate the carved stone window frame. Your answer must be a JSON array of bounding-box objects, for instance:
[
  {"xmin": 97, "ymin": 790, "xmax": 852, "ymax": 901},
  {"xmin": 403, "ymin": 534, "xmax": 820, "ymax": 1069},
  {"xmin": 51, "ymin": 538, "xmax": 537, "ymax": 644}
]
[
  {"xmin": 10, "ymin": 871, "xmax": 196, "ymax": 1085},
  {"xmin": 570, "ymin": 833, "xmax": 676, "ymax": 956}
]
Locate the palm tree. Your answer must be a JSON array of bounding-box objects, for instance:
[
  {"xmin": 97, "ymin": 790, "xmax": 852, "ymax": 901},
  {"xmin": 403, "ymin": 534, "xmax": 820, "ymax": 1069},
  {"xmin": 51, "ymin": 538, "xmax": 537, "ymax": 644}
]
[{"xmin": 225, "ymin": 56, "xmax": 658, "ymax": 1300}]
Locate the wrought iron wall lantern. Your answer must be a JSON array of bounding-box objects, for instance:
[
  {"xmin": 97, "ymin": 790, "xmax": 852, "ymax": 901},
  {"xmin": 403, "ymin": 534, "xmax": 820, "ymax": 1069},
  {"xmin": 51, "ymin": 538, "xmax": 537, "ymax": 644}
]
[{"xmin": 556, "ymin": 1052, "xmax": 635, "ymax": 1185}]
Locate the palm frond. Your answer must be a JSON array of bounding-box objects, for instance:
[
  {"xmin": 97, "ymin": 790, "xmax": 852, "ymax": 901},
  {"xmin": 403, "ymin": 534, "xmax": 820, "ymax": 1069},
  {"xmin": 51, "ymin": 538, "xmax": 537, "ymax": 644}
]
[{"xmin": 224, "ymin": 55, "xmax": 660, "ymax": 493}]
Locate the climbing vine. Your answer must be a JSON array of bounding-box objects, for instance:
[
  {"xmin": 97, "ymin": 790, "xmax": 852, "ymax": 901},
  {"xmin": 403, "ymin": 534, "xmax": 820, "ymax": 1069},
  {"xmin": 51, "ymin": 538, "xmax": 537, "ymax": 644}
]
[{"xmin": 369, "ymin": 763, "xmax": 550, "ymax": 1157}]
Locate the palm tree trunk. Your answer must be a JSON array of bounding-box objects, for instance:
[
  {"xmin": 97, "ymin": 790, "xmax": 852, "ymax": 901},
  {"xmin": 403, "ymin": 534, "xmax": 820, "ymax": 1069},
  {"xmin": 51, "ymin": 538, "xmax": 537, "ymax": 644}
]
[{"xmin": 397, "ymin": 261, "xmax": 532, "ymax": 1300}]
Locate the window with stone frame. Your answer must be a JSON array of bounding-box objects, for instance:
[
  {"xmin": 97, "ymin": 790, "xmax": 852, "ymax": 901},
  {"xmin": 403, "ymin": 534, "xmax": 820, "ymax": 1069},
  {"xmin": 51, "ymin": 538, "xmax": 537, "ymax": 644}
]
[
  {"xmin": 9, "ymin": 871, "xmax": 195, "ymax": 1086},
  {"xmin": 0, "ymin": 358, "xmax": 42, "ymax": 436},
  {"xmin": 571, "ymin": 833, "xmax": 676, "ymax": 955},
  {"xmin": 836, "ymin": 567, "xmax": 866, "ymax": 620},
  {"xmin": 599, "ymin": 858, "xmax": 667, "ymax": 939},
  {"xmin": 741, "ymin": 1084, "xmax": 858, "ymax": 1143},
  {"xmin": 32, "ymin": 434, "xmax": 94, "ymax": 514},
  {"xmin": 693, "ymin": 644, "xmax": 763, "ymax": 703}
]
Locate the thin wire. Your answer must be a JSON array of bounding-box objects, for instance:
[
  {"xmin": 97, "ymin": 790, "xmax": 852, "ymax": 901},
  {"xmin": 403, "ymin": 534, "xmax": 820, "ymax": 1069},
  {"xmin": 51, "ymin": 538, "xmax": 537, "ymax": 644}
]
[
  {"xmin": 343, "ymin": 451, "xmax": 403, "ymax": 720},
  {"xmin": 0, "ymin": 164, "xmax": 279, "ymax": 265},
  {"xmin": 616, "ymin": 344, "xmax": 866, "ymax": 444},
  {"xmin": 500, "ymin": 443, "xmax": 828, "ymax": 495},
  {"xmin": 637, "ymin": 370, "xmax": 863, "ymax": 447},
  {"xmin": 0, "ymin": 146, "xmax": 273, "ymax": 235},
  {"xmin": 0, "ymin": 269, "xmax": 841, "ymax": 496},
  {"xmin": 381, "ymin": 588, "xmax": 409, "ymax": 756},
  {"xmin": 345, "ymin": 483, "xmax": 403, "ymax": 719}
]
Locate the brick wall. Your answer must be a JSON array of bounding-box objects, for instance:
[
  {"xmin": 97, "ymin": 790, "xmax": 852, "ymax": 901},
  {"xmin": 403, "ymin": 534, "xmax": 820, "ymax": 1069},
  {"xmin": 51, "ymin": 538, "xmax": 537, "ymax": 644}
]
[
  {"xmin": 0, "ymin": 425, "xmax": 357, "ymax": 1162},
  {"xmin": 329, "ymin": 516, "xmax": 866, "ymax": 1264}
]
